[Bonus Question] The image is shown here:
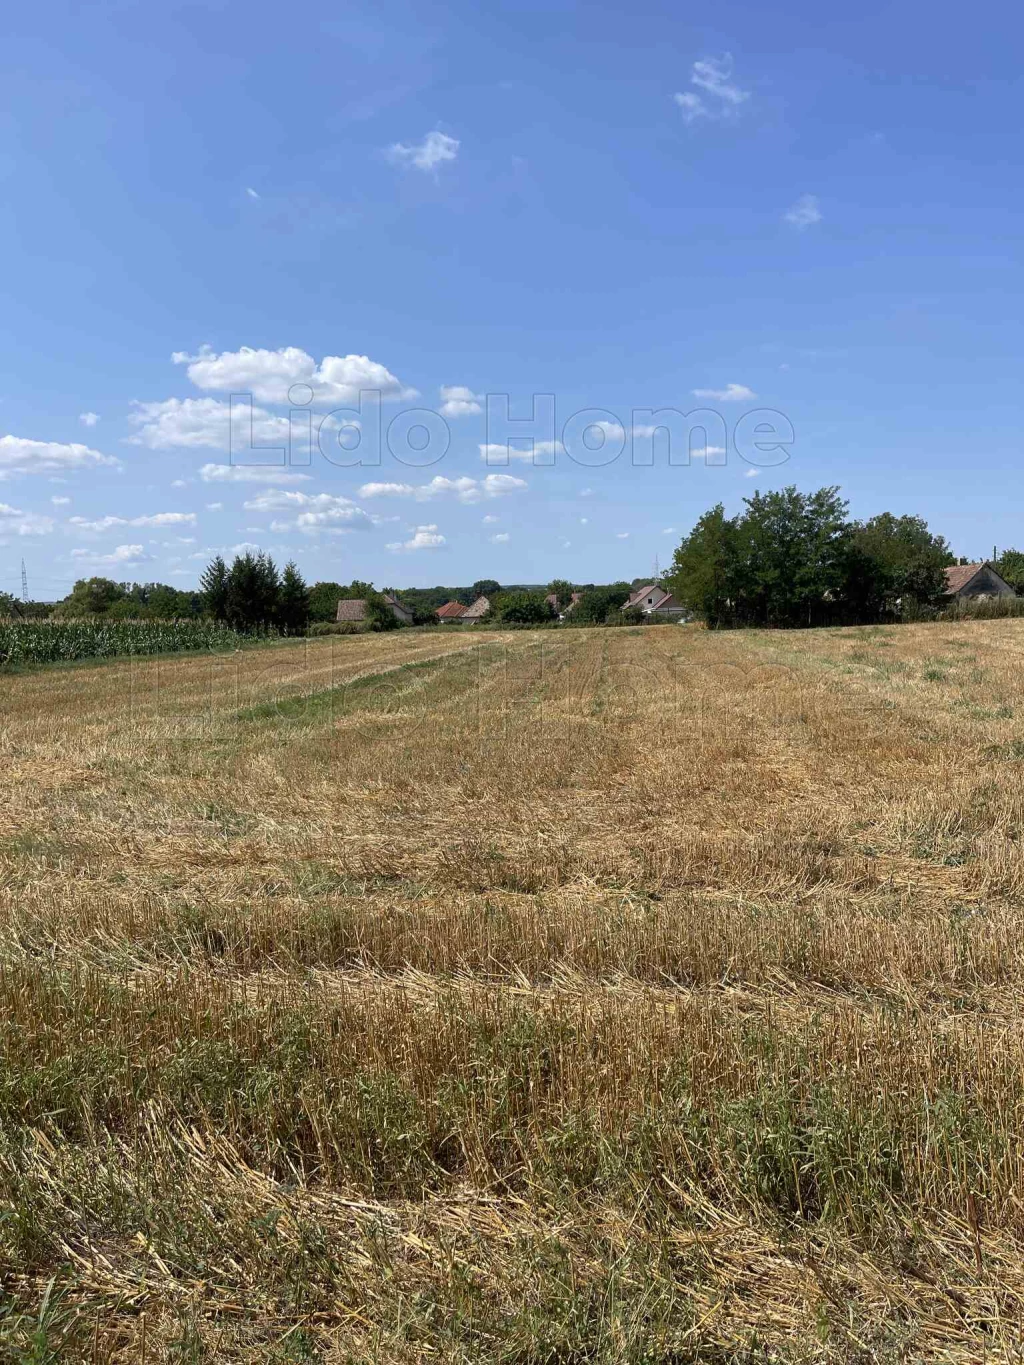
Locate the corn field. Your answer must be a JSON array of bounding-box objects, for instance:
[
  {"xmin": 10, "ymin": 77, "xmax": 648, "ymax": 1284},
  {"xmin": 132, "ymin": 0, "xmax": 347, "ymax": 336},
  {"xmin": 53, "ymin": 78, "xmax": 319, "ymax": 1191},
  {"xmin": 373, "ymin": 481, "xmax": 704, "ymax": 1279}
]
[
  {"xmin": 0, "ymin": 617, "xmax": 246, "ymax": 666},
  {"xmin": 1, "ymin": 621, "xmax": 1024, "ymax": 1360}
]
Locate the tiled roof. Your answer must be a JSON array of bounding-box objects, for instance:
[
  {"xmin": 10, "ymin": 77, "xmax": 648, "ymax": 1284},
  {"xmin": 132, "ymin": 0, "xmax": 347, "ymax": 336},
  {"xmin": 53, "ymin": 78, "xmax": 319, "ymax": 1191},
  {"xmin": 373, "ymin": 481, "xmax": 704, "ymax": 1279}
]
[
  {"xmin": 436, "ymin": 600, "xmax": 467, "ymax": 618},
  {"xmin": 943, "ymin": 564, "xmax": 984, "ymax": 594},
  {"xmin": 336, "ymin": 598, "xmax": 367, "ymax": 622}
]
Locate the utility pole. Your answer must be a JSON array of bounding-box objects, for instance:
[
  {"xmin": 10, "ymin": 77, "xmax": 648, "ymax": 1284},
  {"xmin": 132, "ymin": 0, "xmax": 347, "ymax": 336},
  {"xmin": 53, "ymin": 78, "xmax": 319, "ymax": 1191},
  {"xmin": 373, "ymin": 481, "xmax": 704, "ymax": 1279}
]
[{"xmin": 20, "ymin": 559, "xmax": 28, "ymax": 602}]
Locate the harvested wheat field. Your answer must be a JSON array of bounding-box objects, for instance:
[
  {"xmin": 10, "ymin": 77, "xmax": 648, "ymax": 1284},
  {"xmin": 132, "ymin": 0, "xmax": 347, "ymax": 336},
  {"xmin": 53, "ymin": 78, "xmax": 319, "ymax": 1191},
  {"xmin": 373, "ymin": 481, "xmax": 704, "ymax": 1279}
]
[{"xmin": 2, "ymin": 620, "xmax": 1024, "ymax": 1361}]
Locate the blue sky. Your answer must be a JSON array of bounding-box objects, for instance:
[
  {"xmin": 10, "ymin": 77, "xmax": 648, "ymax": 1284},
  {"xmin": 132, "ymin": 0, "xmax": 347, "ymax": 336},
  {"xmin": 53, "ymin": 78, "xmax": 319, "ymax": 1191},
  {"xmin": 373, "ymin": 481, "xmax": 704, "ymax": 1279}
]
[{"xmin": 1, "ymin": 0, "xmax": 1021, "ymax": 597}]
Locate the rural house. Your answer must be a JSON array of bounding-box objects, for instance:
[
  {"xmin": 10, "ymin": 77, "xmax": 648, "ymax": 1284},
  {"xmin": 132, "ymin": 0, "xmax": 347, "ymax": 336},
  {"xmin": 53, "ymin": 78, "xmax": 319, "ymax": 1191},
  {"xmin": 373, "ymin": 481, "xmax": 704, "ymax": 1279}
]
[
  {"xmin": 336, "ymin": 593, "xmax": 413, "ymax": 625},
  {"xmin": 559, "ymin": 591, "xmax": 583, "ymax": 619},
  {"xmin": 943, "ymin": 563, "xmax": 1017, "ymax": 601},
  {"xmin": 621, "ymin": 583, "xmax": 687, "ymax": 619},
  {"xmin": 462, "ymin": 595, "xmax": 491, "ymax": 623},
  {"xmin": 382, "ymin": 592, "xmax": 414, "ymax": 624},
  {"xmin": 435, "ymin": 600, "xmax": 467, "ymax": 623}
]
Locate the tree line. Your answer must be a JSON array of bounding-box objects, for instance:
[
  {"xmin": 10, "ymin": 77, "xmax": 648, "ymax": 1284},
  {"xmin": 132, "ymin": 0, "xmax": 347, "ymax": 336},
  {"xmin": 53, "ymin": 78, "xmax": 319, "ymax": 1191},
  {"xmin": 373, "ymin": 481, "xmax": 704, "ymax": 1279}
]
[
  {"xmin": 5, "ymin": 484, "xmax": 1020, "ymax": 633},
  {"xmin": 665, "ymin": 486, "xmax": 1003, "ymax": 628}
]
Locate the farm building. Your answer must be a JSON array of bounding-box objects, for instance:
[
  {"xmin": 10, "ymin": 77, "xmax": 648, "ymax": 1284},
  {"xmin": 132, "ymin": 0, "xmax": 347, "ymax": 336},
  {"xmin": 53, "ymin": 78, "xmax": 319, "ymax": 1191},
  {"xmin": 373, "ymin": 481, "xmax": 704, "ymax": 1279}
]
[
  {"xmin": 943, "ymin": 563, "xmax": 1017, "ymax": 600},
  {"xmin": 336, "ymin": 593, "xmax": 413, "ymax": 625},
  {"xmin": 382, "ymin": 592, "xmax": 414, "ymax": 624},
  {"xmin": 435, "ymin": 600, "xmax": 467, "ymax": 623},
  {"xmin": 621, "ymin": 583, "xmax": 687, "ymax": 619},
  {"xmin": 462, "ymin": 595, "xmax": 491, "ymax": 623}
]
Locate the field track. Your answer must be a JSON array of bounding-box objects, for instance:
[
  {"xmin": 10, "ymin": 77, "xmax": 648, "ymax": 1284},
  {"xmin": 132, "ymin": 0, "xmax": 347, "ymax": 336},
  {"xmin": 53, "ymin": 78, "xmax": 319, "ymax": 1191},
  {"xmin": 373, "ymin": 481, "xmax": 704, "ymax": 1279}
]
[{"xmin": 2, "ymin": 620, "xmax": 1024, "ymax": 1360}]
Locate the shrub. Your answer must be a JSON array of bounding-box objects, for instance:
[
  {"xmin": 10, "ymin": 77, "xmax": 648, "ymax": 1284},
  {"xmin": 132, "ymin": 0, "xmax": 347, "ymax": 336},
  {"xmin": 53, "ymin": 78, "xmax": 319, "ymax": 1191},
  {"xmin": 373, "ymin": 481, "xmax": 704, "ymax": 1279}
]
[{"xmin": 307, "ymin": 622, "xmax": 365, "ymax": 636}]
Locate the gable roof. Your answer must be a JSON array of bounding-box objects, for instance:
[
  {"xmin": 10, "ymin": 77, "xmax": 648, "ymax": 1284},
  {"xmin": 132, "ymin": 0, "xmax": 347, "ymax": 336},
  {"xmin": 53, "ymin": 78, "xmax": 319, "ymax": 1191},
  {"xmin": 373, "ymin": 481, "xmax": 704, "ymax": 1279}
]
[
  {"xmin": 624, "ymin": 583, "xmax": 671, "ymax": 609},
  {"xmin": 943, "ymin": 562, "xmax": 1014, "ymax": 595},
  {"xmin": 436, "ymin": 600, "xmax": 467, "ymax": 618},
  {"xmin": 462, "ymin": 595, "xmax": 490, "ymax": 618},
  {"xmin": 336, "ymin": 598, "xmax": 368, "ymax": 622}
]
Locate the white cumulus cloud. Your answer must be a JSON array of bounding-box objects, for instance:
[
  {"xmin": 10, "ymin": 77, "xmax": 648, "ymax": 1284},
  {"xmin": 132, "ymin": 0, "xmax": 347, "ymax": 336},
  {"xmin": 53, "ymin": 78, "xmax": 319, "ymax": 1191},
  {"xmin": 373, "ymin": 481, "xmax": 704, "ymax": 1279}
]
[
  {"xmin": 490, "ymin": 532, "xmax": 510, "ymax": 544},
  {"xmin": 387, "ymin": 524, "xmax": 446, "ymax": 552},
  {"xmin": 387, "ymin": 130, "xmax": 459, "ymax": 172},
  {"xmin": 79, "ymin": 412, "xmax": 100, "ymax": 427},
  {"xmin": 439, "ymin": 384, "xmax": 482, "ymax": 417},
  {"xmin": 172, "ymin": 345, "xmax": 415, "ymax": 406},
  {"xmin": 127, "ymin": 397, "xmax": 291, "ymax": 450},
  {"xmin": 0, "ymin": 435, "xmax": 117, "ymax": 480}
]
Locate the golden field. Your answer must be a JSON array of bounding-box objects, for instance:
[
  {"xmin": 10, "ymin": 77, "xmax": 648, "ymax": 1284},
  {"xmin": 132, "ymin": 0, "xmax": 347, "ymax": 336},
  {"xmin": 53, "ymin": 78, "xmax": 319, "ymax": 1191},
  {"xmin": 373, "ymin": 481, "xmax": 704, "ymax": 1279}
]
[{"xmin": 1, "ymin": 620, "xmax": 1024, "ymax": 1361}]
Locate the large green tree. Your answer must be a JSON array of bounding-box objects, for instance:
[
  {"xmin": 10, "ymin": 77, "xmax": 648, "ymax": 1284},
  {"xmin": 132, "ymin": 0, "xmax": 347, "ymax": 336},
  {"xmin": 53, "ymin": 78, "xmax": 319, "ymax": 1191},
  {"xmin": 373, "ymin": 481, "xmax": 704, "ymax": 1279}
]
[
  {"xmin": 845, "ymin": 513, "xmax": 953, "ymax": 619},
  {"xmin": 665, "ymin": 503, "xmax": 737, "ymax": 628},
  {"xmin": 277, "ymin": 561, "xmax": 311, "ymax": 634},
  {"xmin": 57, "ymin": 577, "xmax": 126, "ymax": 616},
  {"xmin": 199, "ymin": 556, "xmax": 230, "ymax": 622},
  {"xmin": 733, "ymin": 486, "xmax": 850, "ymax": 628},
  {"xmin": 225, "ymin": 552, "xmax": 280, "ymax": 631}
]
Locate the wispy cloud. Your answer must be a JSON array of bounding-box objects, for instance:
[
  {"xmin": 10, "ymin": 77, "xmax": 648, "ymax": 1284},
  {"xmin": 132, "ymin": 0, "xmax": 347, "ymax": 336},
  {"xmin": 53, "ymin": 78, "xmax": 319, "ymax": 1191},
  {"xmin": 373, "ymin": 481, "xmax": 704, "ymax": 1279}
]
[
  {"xmin": 479, "ymin": 440, "xmax": 562, "ymax": 464},
  {"xmin": 242, "ymin": 489, "xmax": 373, "ymax": 534},
  {"xmin": 691, "ymin": 383, "xmax": 756, "ymax": 402},
  {"xmin": 199, "ymin": 464, "xmax": 311, "ymax": 485},
  {"xmin": 245, "ymin": 187, "xmax": 260, "ymax": 199},
  {"xmin": 70, "ymin": 543, "xmax": 151, "ymax": 566},
  {"xmin": 387, "ymin": 130, "xmax": 459, "ymax": 173},
  {"xmin": 358, "ymin": 474, "xmax": 526, "ymax": 504},
  {"xmin": 674, "ymin": 55, "xmax": 749, "ymax": 124},
  {"xmin": 490, "ymin": 532, "xmax": 510, "ymax": 544},
  {"xmin": 784, "ymin": 194, "xmax": 822, "ymax": 229},
  {"xmin": 70, "ymin": 511, "xmax": 196, "ymax": 532},
  {"xmin": 79, "ymin": 412, "xmax": 100, "ymax": 427},
  {"xmin": 0, "ymin": 502, "xmax": 54, "ymax": 536}
]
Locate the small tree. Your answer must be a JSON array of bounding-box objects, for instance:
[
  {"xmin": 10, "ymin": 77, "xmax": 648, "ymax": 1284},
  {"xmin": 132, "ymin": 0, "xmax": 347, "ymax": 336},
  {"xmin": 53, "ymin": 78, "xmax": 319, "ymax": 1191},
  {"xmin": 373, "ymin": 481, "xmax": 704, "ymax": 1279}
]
[
  {"xmin": 547, "ymin": 578, "xmax": 574, "ymax": 610},
  {"xmin": 996, "ymin": 548, "xmax": 1024, "ymax": 593},
  {"xmin": 308, "ymin": 581, "xmax": 346, "ymax": 623},
  {"xmin": 491, "ymin": 590, "xmax": 556, "ymax": 624},
  {"xmin": 365, "ymin": 591, "xmax": 400, "ymax": 631},
  {"xmin": 570, "ymin": 584, "xmax": 631, "ymax": 625},
  {"xmin": 277, "ymin": 561, "xmax": 311, "ymax": 634},
  {"xmin": 199, "ymin": 555, "xmax": 230, "ymax": 622}
]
